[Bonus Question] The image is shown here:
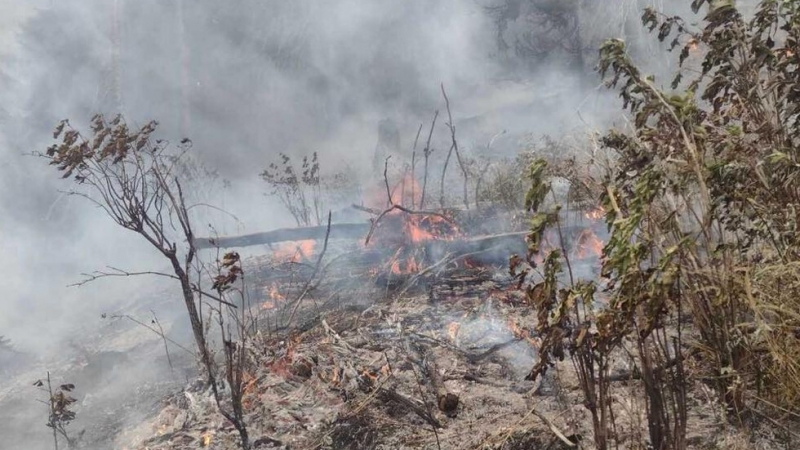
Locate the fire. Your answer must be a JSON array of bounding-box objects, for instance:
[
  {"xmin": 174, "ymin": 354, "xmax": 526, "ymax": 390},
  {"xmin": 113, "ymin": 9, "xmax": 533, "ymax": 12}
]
[
  {"xmin": 688, "ymin": 39, "xmax": 699, "ymax": 52},
  {"xmin": 361, "ymin": 369, "xmax": 379, "ymax": 383},
  {"xmin": 390, "ymin": 248, "xmax": 421, "ymax": 275},
  {"xmin": 584, "ymin": 206, "xmax": 605, "ymax": 221},
  {"xmin": 446, "ymin": 322, "xmax": 461, "ymax": 342},
  {"xmin": 404, "ymin": 214, "xmax": 459, "ymax": 244},
  {"xmin": 365, "ymin": 171, "xmax": 422, "ymax": 210},
  {"xmin": 241, "ymin": 372, "xmax": 258, "ymax": 409},
  {"xmin": 330, "ymin": 367, "xmax": 341, "ymax": 384},
  {"xmin": 260, "ymin": 282, "xmax": 285, "ymax": 310},
  {"xmin": 200, "ymin": 430, "xmax": 214, "ymax": 447},
  {"xmin": 507, "ymin": 318, "xmax": 538, "ymax": 346},
  {"xmin": 574, "ymin": 228, "xmax": 604, "ymax": 260},
  {"xmin": 271, "ymin": 239, "xmax": 315, "ymax": 262},
  {"xmin": 389, "ymin": 171, "xmax": 422, "ymax": 207},
  {"xmin": 265, "ymin": 336, "xmax": 300, "ymax": 378}
]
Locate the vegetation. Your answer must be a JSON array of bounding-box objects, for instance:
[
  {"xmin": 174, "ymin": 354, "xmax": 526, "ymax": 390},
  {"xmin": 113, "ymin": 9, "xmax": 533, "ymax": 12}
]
[
  {"xmin": 41, "ymin": 115, "xmax": 256, "ymax": 449},
  {"xmin": 260, "ymin": 152, "xmax": 323, "ymax": 227},
  {"xmin": 33, "ymin": 373, "xmax": 81, "ymax": 449},
  {"xmin": 29, "ymin": 1, "xmax": 800, "ymax": 449},
  {"xmin": 514, "ymin": 0, "xmax": 800, "ymax": 448}
]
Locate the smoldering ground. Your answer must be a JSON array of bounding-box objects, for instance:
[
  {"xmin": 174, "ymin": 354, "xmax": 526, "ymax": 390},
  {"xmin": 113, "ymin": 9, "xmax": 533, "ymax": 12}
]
[{"xmin": 0, "ymin": 1, "xmax": 710, "ymax": 448}]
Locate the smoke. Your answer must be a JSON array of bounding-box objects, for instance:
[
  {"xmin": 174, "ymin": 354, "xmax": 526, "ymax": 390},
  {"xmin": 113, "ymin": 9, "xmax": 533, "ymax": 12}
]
[{"xmin": 0, "ymin": 0, "xmax": 717, "ymax": 448}]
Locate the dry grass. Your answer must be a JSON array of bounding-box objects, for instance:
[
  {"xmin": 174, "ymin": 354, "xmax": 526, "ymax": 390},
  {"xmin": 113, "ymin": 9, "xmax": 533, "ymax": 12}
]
[{"xmin": 749, "ymin": 263, "xmax": 800, "ymax": 417}]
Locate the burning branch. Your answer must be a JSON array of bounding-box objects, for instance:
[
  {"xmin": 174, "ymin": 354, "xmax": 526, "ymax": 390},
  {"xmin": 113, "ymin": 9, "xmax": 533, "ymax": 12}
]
[
  {"xmin": 364, "ymin": 157, "xmax": 456, "ymax": 246},
  {"xmin": 286, "ymin": 211, "xmax": 333, "ymax": 326},
  {"xmin": 364, "ymin": 204, "xmax": 455, "ymax": 246}
]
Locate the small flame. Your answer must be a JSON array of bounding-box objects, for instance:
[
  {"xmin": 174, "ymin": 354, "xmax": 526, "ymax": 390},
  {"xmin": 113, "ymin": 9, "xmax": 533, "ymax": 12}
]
[
  {"xmin": 390, "ymin": 256, "xmax": 420, "ymax": 275},
  {"xmin": 446, "ymin": 322, "xmax": 461, "ymax": 342},
  {"xmin": 507, "ymin": 318, "xmax": 538, "ymax": 346},
  {"xmin": 241, "ymin": 372, "xmax": 257, "ymax": 409},
  {"xmin": 574, "ymin": 229, "xmax": 604, "ymax": 260},
  {"xmin": 585, "ymin": 206, "xmax": 605, "ymax": 221},
  {"xmin": 201, "ymin": 431, "xmax": 214, "ymax": 447},
  {"xmin": 261, "ymin": 283, "xmax": 285, "ymax": 310},
  {"xmin": 272, "ymin": 239, "xmax": 315, "ymax": 262},
  {"xmin": 361, "ymin": 368, "xmax": 380, "ymax": 383},
  {"xmin": 688, "ymin": 39, "xmax": 699, "ymax": 52},
  {"xmin": 365, "ymin": 172, "xmax": 422, "ymax": 210}
]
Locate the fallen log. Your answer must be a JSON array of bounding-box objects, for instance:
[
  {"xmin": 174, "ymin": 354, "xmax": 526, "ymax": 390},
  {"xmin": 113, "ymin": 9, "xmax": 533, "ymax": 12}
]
[
  {"xmin": 194, "ymin": 223, "xmax": 370, "ymax": 249},
  {"xmin": 196, "ymin": 220, "xmax": 589, "ymax": 254},
  {"xmin": 424, "ymin": 353, "xmax": 459, "ymax": 416}
]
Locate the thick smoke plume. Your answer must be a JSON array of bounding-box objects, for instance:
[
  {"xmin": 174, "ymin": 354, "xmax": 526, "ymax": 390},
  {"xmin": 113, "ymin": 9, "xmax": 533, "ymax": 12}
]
[{"xmin": 0, "ymin": 1, "xmax": 710, "ymax": 448}]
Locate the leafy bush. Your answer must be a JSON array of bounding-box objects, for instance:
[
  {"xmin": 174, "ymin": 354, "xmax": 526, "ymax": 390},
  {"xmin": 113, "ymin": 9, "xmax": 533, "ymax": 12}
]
[{"xmin": 516, "ymin": 1, "xmax": 800, "ymax": 448}]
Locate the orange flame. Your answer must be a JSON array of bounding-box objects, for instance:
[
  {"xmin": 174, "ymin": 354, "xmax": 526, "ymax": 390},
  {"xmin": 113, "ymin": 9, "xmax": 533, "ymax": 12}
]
[
  {"xmin": 261, "ymin": 283, "xmax": 285, "ymax": 310},
  {"xmin": 361, "ymin": 369, "xmax": 379, "ymax": 383},
  {"xmin": 241, "ymin": 372, "xmax": 258, "ymax": 409},
  {"xmin": 507, "ymin": 318, "xmax": 538, "ymax": 346},
  {"xmin": 365, "ymin": 171, "xmax": 422, "ymax": 210},
  {"xmin": 585, "ymin": 206, "xmax": 605, "ymax": 221},
  {"xmin": 272, "ymin": 239, "xmax": 315, "ymax": 262},
  {"xmin": 390, "ymin": 255, "xmax": 420, "ymax": 275},
  {"xmin": 574, "ymin": 229, "xmax": 604, "ymax": 260},
  {"xmin": 389, "ymin": 172, "xmax": 422, "ymax": 208},
  {"xmin": 265, "ymin": 337, "xmax": 299, "ymax": 378}
]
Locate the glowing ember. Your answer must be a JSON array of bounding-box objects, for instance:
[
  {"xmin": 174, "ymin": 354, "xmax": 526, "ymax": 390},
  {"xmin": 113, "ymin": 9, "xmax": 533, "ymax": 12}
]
[{"xmin": 272, "ymin": 239, "xmax": 315, "ymax": 262}]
